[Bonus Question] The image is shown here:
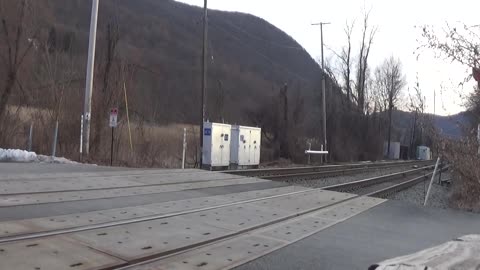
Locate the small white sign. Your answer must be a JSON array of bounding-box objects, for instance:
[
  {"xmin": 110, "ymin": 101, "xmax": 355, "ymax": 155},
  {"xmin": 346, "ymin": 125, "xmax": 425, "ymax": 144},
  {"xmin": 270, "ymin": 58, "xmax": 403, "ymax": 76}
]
[{"xmin": 109, "ymin": 108, "xmax": 118, "ymax": 128}]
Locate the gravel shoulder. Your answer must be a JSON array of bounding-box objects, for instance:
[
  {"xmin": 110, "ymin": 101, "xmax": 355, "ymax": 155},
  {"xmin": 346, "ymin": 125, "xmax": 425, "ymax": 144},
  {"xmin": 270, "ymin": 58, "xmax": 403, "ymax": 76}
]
[
  {"xmin": 387, "ymin": 171, "xmax": 452, "ymax": 209},
  {"xmin": 282, "ymin": 164, "xmax": 453, "ymax": 211}
]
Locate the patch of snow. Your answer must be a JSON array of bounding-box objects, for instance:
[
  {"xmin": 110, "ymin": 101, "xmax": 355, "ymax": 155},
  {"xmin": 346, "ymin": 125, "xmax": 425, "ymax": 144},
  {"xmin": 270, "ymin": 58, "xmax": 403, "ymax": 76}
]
[
  {"xmin": 0, "ymin": 148, "xmax": 78, "ymax": 164},
  {"xmin": 371, "ymin": 235, "xmax": 480, "ymax": 270},
  {"xmin": 0, "ymin": 149, "xmax": 37, "ymax": 162}
]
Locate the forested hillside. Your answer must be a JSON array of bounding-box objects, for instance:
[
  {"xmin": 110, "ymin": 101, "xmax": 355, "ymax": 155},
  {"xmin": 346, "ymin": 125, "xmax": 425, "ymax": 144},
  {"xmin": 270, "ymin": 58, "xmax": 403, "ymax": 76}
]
[
  {"xmin": 1, "ymin": 0, "xmax": 391, "ymax": 165},
  {"xmin": 39, "ymin": 0, "xmax": 322, "ymax": 124}
]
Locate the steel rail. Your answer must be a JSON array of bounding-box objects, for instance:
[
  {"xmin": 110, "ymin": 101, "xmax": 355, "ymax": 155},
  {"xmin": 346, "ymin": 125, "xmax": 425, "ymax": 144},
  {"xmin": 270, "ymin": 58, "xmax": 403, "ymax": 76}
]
[
  {"xmin": 228, "ymin": 160, "xmax": 433, "ymax": 177},
  {"xmin": 368, "ymin": 166, "xmax": 449, "ymax": 198},
  {"xmin": 322, "ymin": 166, "xmax": 434, "ymax": 193},
  {"xmin": 0, "ymin": 165, "xmax": 436, "ymax": 244},
  {"xmin": 113, "ymin": 168, "xmax": 444, "ymax": 270}
]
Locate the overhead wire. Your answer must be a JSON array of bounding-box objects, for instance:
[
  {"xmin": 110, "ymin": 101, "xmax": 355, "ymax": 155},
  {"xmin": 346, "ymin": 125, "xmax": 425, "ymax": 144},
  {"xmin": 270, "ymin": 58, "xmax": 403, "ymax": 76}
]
[
  {"xmin": 221, "ymin": 19, "xmax": 306, "ymax": 51},
  {"xmin": 209, "ymin": 20, "xmax": 313, "ymax": 85}
]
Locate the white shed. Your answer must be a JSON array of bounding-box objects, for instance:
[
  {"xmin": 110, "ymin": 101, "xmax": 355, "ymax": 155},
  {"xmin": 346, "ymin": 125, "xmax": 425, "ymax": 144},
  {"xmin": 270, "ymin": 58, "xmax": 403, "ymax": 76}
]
[
  {"xmin": 202, "ymin": 122, "xmax": 231, "ymax": 167},
  {"xmin": 384, "ymin": 141, "xmax": 401, "ymax": 160},
  {"xmin": 417, "ymin": 146, "xmax": 431, "ymax": 160},
  {"xmin": 230, "ymin": 125, "xmax": 261, "ymax": 167}
]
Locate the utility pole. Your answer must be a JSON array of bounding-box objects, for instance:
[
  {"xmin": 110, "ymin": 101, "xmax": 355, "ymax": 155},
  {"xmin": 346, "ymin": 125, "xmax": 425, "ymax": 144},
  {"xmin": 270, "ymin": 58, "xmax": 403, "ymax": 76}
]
[
  {"xmin": 82, "ymin": 0, "xmax": 99, "ymax": 157},
  {"xmin": 387, "ymin": 101, "xmax": 393, "ymax": 158},
  {"xmin": 199, "ymin": 0, "xmax": 208, "ymax": 167},
  {"xmin": 312, "ymin": 22, "xmax": 330, "ymax": 160},
  {"xmin": 387, "ymin": 75, "xmax": 394, "ymax": 159}
]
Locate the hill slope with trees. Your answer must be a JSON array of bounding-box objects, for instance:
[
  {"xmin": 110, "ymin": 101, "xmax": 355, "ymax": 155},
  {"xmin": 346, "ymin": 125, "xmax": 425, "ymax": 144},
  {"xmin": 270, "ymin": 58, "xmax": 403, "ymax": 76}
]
[{"xmin": 0, "ymin": 0, "xmax": 424, "ymax": 164}]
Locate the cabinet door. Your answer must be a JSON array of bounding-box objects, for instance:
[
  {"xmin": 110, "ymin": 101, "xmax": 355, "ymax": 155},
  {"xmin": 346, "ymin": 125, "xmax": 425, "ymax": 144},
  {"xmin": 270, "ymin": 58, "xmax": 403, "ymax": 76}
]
[
  {"xmin": 252, "ymin": 130, "xmax": 261, "ymax": 164},
  {"xmin": 212, "ymin": 126, "xmax": 223, "ymax": 165},
  {"xmin": 221, "ymin": 126, "xmax": 230, "ymax": 165},
  {"xmin": 248, "ymin": 130, "xmax": 253, "ymax": 164},
  {"xmin": 239, "ymin": 130, "xmax": 247, "ymax": 165}
]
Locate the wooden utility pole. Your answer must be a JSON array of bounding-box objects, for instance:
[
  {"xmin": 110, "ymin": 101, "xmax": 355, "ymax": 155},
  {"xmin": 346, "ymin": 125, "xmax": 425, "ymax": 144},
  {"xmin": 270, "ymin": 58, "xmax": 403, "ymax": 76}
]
[
  {"xmin": 279, "ymin": 84, "xmax": 289, "ymax": 158},
  {"xmin": 199, "ymin": 0, "xmax": 208, "ymax": 167},
  {"xmin": 387, "ymin": 85, "xmax": 394, "ymax": 159},
  {"xmin": 312, "ymin": 22, "xmax": 330, "ymax": 161}
]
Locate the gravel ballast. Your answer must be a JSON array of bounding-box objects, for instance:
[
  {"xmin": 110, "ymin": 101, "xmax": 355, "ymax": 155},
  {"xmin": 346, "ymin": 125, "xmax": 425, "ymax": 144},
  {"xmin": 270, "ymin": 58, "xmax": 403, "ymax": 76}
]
[
  {"xmin": 285, "ymin": 165, "xmax": 428, "ymax": 189},
  {"xmin": 387, "ymin": 171, "xmax": 452, "ymax": 209},
  {"xmin": 282, "ymin": 164, "xmax": 452, "ymax": 210}
]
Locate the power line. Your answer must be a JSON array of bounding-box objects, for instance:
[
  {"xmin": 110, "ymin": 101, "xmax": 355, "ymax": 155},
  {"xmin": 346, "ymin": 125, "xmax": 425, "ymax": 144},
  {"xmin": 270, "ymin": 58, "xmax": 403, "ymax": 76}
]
[
  {"xmin": 210, "ymin": 22, "xmax": 313, "ymax": 85},
  {"xmin": 219, "ymin": 19, "xmax": 306, "ymax": 51}
]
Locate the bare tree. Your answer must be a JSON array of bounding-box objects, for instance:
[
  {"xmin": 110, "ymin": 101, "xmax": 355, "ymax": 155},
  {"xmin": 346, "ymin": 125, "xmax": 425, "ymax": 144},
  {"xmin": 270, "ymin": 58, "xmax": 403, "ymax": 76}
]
[
  {"xmin": 406, "ymin": 75, "xmax": 426, "ymax": 158},
  {"xmin": 0, "ymin": 0, "xmax": 37, "ymax": 121},
  {"xmin": 374, "ymin": 56, "xmax": 406, "ymax": 158},
  {"xmin": 331, "ymin": 21, "xmax": 355, "ymax": 105},
  {"xmin": 91, "ymin": 21, "xmax": 121, "ymax": 155},
  {"xmin": 354, "ymin": 11, "xmax": 377, "ymax": 114},
  {"xmin": 420, "ymin": 24, "xmax": 480, "ymax": 72},
  {"xmin": 419, "ymin": 23, "xmax": 480, "ymax": 211},
  {"xmin": 420, "ymin": 23, "xmax": 480, "ymax": 121},
  {"xmin": 37, "ymin": 38, "xmax": 77, "ymax": 122}
]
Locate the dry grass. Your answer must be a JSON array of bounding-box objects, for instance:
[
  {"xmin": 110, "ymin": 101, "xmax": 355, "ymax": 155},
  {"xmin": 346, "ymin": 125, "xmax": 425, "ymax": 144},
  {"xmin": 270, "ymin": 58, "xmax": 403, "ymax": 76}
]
[
  {"xmin": 6, "ymin": 105, "xmax": 50, "ymax": 122},
  {"xmin": 112, "ymin": 122, "xmax": 200, "ymax": 168},
  {"xmin": 2, "ymin": 106, "xmax": 288, "ymax": 169},
  {"xmin": 1, "ymin": 106, "xmax": 202, "ymax": 168}
]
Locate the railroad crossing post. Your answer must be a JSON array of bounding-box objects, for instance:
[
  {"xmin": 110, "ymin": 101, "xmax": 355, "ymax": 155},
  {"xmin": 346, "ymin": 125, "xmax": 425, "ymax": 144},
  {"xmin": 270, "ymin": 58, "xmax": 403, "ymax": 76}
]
[
  {"xmin": 110, "ymin": 127, "xmax": 114, "ymax": 166},
  {"xmin": 80, "ymin": 115, "xmax": 84, "ymax": 161},
  {"xmin": 424, "ymin": 157, "xmax": 441, "ymax": 206},
  {"xmin": 182, "ymin": 128, "xmax": 187, "ymax": 169},
  {"xmin": 109, "ymin": 108, "xmax": 118, "ymax": 166},
  {"xmin": 52, "ymin": 121, "xmax": 59, "ymax": 157},
  {"xmin": 307, "ymin": 141, "xmax": 312, "ymax": 165},
  {"xmin": 28, "ymin": 123, "xmax": 33, "ymax": 152}
]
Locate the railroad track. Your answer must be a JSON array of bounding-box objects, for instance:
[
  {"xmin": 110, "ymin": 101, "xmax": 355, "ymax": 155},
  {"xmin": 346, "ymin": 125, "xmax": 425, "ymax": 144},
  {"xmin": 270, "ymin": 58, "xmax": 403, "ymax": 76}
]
[
  {"xmin": 228, "ymin": 160, "xmax": 434, "ymax": 181},
  {"xmin": 324, "ymin": 165, "xmax": 448, "ymax": 197},
  {"xmin": 0, "ymin": 164, "xmax": 446, "ymax": 270},
  {"xmin": 117, "ymin": 165, "xmax": 447, "ymax": 269}
]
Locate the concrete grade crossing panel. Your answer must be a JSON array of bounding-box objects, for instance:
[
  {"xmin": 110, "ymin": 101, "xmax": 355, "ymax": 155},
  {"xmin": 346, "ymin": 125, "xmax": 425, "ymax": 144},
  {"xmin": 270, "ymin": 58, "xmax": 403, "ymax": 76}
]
[
  {"xmin": 0, "ymin": 237, "xmax": 124, "ymax": 270},
  {"xmin": 248, "ymin": 190, "xmax": 356, "ymax": 212},
  {"xmin": 258, "ymin": 216, "xmax": 337, "ymax": 242},
  {"xmin": 0, "ymin": 172, "xmax": 244, "ymax": 194},
  {"xmin": 259, "ymin": 197, "xmax": 386, "ymax": 243},
  {"xmin": 0, "ymin": 169, "xmax": 206, "ymax": 180},
  {"xmin": 71, "ymin": 215, "xmax": 234, "ymax": 261},
  {"xmin": 0, "ymin": 221, "xmax": 37, "ymax": 238},
  {"xmin": 0, "ymin": 178, "xmax": 269, "ymax": 207},
  {"xmin": 66, "ymin": 190, "xmax": 358, "ymax": 263},
  {"xmin": 128, "ymin": 172, "xmax": 242, "ymax": 185},
  {"xmin": 0, "ymin": 161, "xmax": 388, "ymax": 270},
  {"xmin": 128, "ymin": 235, "xmax": 286, "ymax": 270},
  {"xmin": 0, "ymin": 186, "xmax": 305, "ymax": 237},
  {"xmin": 0, "ymin": 178, "xmax": 141, "ymax": 194},
  {"xmin": 190, "ymin": 204, "xmax": 293, "ymax": 231},
  {"xmin": 124, "ymin": 196, "xmax": 386, "ymax": 270},
  {"xmin": 223, "ymin": 186, "xmax": 310, "ymax": 200}
]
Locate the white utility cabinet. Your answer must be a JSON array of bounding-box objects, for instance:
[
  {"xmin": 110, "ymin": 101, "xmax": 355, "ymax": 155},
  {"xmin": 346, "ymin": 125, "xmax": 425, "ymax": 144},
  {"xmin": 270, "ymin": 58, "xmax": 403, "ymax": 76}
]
[
  {"xmin": 384, "ymin": 141, "xmax": 400, "ymax": 160},
  {"xmin": 230, "ymin": 125, "xmax": 261, "ymax": 166},
  {"xmin": 417, "ymin": 146, "xmax": 431, "ymax": 160},
  {"xmin": 202, "ymin": 122, "xmax": 231, "ymax": 167}
]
